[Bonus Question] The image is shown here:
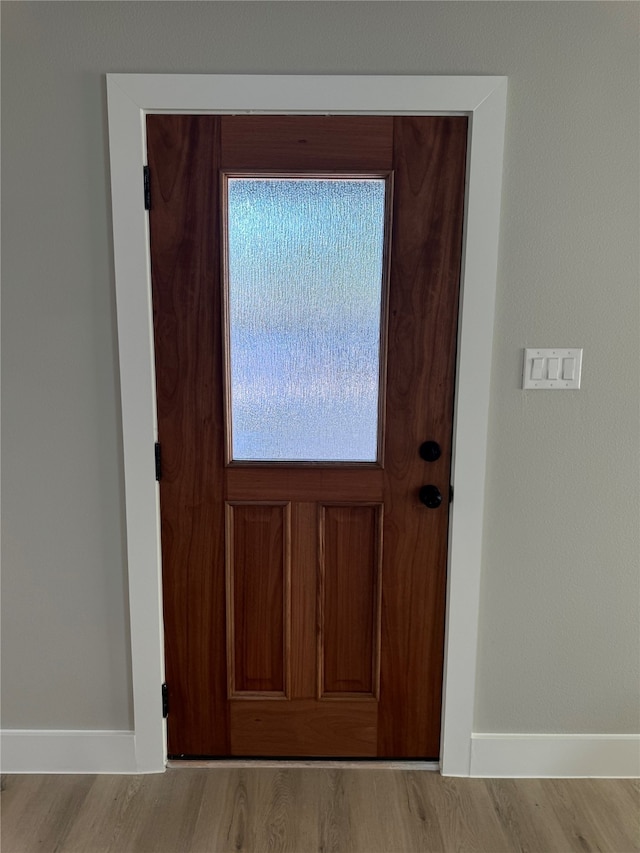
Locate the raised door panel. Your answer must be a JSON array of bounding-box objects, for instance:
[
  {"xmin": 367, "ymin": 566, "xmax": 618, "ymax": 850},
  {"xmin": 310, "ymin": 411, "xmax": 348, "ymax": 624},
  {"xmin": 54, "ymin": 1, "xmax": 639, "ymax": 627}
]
[
  {"xmin": 226, "ymin": 502, "xmax": 291, "ymax": 698},
  {"xmin": 319, "ymin": 504, "xmax": 382, "ymax": 698}
]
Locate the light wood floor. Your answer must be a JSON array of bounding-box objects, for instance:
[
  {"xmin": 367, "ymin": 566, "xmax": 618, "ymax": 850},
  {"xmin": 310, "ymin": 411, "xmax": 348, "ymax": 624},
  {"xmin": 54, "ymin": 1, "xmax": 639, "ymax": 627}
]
[{"xmin": 1, "ymin": 768, "xmax": 638, "ymax": 853}]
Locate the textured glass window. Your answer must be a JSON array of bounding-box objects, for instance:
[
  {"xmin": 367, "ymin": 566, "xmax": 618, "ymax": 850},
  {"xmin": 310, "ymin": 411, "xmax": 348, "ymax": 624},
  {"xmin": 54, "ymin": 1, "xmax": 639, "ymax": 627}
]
[{"xmin": 225, "ymin": 176, "xmax": 388, "ymax": 463}]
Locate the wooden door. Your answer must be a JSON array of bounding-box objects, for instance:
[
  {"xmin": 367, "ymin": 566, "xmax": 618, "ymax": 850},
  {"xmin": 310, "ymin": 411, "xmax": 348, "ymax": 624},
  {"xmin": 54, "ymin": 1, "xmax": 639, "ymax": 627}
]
[{"xmin": 147, "ymin": 115, "xmax": 467, "ymax": 758}]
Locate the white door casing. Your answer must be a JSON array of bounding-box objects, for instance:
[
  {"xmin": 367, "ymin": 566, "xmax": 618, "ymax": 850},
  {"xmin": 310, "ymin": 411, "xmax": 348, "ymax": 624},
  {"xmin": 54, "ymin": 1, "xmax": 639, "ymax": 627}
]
[{"xmin": 106, "ymin": 74, "xmax": 507, "ymax": 774}]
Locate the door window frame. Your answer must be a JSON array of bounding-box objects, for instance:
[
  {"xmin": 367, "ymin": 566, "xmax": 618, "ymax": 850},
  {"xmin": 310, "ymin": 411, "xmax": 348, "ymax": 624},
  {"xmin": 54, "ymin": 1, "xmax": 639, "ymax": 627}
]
[{"xmin": 106, "ymin": 74, "xmax": 507, "ymax": 774}]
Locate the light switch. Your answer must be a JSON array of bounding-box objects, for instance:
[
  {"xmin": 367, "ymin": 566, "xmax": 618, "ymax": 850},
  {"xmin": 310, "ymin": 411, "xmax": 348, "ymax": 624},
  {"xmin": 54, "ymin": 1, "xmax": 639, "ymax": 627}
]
[
  {"xmin": 522, "ymin": 348, "xmax": 583, "ymax": 389},
  {"xmin": 563, "ymin": 357, "xmax": 576, "ymax": 380}
]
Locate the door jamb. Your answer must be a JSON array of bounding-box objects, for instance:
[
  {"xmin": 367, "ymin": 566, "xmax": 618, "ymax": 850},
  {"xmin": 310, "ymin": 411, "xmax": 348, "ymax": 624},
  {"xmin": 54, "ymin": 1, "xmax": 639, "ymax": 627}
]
[{"xmin": 106, "ymin": 74, "xmax": 507, "ymax": 774}]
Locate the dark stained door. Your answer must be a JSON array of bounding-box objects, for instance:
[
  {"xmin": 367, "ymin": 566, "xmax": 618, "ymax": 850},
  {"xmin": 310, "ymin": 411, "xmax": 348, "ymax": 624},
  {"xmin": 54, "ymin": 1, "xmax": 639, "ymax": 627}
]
[{"xmin": 147, "ymin": 114, "xmax": 467, "ymax": 758}]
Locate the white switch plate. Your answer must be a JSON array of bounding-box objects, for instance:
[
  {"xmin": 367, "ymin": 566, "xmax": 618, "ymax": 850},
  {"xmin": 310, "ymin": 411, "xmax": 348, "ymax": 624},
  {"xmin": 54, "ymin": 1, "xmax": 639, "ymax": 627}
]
[{"xmin": 522, "ymin": 348, "xmax": 583, "ymax": 389}]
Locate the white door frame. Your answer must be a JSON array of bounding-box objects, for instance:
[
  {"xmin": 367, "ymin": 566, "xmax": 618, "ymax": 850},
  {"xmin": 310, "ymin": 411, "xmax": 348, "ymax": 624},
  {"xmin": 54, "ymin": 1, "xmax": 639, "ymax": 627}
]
[{"xmin": 106, "ymin": 74, "xmax": 507, "ymax": 774}]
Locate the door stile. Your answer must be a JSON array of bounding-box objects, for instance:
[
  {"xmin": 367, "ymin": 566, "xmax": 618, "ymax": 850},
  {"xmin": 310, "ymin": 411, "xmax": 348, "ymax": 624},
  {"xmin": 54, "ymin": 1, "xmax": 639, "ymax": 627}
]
[
  {"xmin": 147, "ymin": 114, "xmax": 230, "ymax": 757},
  {"xmin": 377, "ymin": 116, "xmax": 468, "ymax": 758}
]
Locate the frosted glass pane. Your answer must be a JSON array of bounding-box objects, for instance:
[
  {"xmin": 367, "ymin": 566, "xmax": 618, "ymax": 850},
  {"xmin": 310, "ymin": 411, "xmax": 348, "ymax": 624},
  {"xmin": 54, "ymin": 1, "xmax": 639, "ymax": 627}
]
[{"xmin": 226, "ymin": 177, "xmax": 387, "ymax": 462}]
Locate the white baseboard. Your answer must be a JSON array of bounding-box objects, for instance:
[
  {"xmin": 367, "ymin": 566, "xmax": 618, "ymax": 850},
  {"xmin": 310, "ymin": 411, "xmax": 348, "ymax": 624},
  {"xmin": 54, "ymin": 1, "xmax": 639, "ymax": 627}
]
[
  {"xmin": 470, "ymin": 733, "xmax": 640, "ymax": 778},
  {"xmin": 3, "ymin": 729, "xmax": 637, "ymax": 777},
  {"xmin": 0, "ymin": 730, "xmax": 141, "ymax": 774}
]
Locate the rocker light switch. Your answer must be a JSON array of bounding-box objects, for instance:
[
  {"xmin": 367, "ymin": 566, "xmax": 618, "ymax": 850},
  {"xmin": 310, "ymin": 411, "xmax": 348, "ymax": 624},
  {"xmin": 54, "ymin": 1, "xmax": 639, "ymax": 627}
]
[
  {"xmin": 531, "ymin": 358, "xmax": 544, "ymax": 380},
  {"xmin": 562, "ymin": 357, "xmax": 576, "ymax": 380},
  {"xmin": 523, "ymin": 348, "xmax": 582, "ymax": 389}
]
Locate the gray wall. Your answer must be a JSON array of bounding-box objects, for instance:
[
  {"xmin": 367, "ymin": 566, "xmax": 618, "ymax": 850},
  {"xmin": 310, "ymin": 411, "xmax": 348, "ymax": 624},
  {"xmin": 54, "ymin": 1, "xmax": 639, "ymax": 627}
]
[{"xmin": 2, "ymin": 2, "xmax": 638, "ymax": 735}]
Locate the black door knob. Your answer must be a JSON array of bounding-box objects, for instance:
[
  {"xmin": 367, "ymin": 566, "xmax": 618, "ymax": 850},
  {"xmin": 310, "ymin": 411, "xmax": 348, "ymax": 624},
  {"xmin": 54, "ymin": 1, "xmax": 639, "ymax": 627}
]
[
  {"xmin": 419, "ymin": 484, "xmax": 443, "ymax": 509},
  {"xmin": 419, "ymin": 441, "xmax": 441, "ymax": 462}
]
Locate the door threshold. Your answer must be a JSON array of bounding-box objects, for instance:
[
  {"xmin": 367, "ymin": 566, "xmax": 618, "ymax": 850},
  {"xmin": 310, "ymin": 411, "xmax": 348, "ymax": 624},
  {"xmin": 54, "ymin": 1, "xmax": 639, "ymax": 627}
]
[{"xmin": 167, "ymin": 759, "xmax": 440, "ymax": 770}]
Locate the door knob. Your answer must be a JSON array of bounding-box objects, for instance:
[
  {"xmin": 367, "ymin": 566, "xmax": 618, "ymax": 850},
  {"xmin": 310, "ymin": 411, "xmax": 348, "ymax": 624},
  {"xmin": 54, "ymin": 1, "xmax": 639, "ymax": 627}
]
[
  {"xmin": 419, "ymin": 484, "xmax": 442, "ymax": 509},
  {"xmin": 419, "ymin": 441, "xmax": 441, "ymax": 462}
]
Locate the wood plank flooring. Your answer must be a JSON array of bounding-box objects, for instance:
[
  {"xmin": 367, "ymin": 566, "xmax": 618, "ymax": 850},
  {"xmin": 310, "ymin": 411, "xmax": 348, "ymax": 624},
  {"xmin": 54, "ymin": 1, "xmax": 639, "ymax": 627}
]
[{"xmin": 1, "ymin": 769, "xmax": 638, "ymax": 852}]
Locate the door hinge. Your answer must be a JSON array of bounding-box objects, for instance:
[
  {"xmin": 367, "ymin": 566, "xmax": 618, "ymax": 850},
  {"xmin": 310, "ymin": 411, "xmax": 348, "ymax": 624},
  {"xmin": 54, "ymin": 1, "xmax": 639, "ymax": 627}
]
[
  {"xmin": 449, "ymin": 484, "xmax": 454, "ymax": 503},
  {"xmin": 155, "ymin": 442, "xmax": 162, "ymax": 481},
  {"xmin": 143, "ymin": 165, "xmax": 151, "ymax": 210},
  {"xmin": 162, "ymin": 683, "xmax": 169, "ymax": 718}
]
